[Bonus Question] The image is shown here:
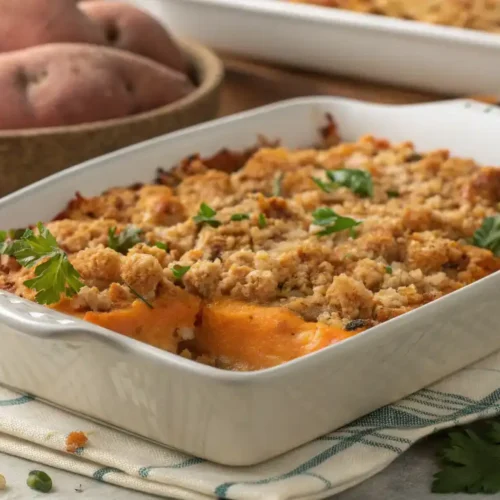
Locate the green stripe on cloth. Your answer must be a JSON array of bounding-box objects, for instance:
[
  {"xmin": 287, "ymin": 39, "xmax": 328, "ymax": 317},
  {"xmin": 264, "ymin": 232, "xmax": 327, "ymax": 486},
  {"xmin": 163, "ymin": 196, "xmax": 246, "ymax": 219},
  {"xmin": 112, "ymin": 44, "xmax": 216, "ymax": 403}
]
[
  {"xmin": 0, "ymin": 395, "xmax": 34, "ymax": 406},
  {"xmin": 215, "ymin": 388, "xmax": 500, "ymax": 498},
  {"xmin": 215, "ymin": 428, "xmax": 376, "ymax": 497},
  {"xmin": 93, "ymin": 467, "xmax": 123, "ymax": 482},
  {"xmin": 138, "ymin": 458, "xmax": 205, "ymax": 478},
  {"xmin": 302, "ymin": 472, "xmax": 332, "ymax": 489}
]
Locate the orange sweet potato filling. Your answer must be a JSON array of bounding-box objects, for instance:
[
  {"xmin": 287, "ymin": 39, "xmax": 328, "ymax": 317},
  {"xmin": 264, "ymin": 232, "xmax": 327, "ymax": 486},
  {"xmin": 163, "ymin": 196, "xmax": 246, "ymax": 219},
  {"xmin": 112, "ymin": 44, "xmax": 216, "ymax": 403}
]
[
  {"xmin": 84, "ymin": 292, "xmax": 200, "ymax": 354},
  {"xmin": 61, "ymin": 294, "xmax": 358, "ymax": 370},
  {"xmin": 195, "ymin": 300, "xmax": 357, "ymax": 371}
]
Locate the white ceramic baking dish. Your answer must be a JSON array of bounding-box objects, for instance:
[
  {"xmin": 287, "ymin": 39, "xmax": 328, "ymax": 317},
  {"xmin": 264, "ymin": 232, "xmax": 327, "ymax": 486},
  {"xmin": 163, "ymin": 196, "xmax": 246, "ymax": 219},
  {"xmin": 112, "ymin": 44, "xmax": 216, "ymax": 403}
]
[
  {"xmin": 126, "ymin": 0, "xmax": 500, "ymax": 96},
  {"xmin": 1, "ymin": 97, "xmax": 500, "ymax": 467}
]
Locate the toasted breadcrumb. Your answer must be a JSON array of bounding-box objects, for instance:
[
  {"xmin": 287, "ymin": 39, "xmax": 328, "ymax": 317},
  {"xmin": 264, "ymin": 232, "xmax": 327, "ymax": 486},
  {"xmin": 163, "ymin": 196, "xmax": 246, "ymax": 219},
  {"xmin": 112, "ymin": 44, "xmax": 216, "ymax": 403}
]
[{"xmin": 66, "ymin": 431, "xmax": 88, "ymax": 453}]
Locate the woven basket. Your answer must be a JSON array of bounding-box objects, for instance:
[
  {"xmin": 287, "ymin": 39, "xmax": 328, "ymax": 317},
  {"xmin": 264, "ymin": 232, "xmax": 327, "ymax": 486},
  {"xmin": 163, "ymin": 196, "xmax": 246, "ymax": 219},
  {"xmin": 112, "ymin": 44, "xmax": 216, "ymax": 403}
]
[{"xmin": 0, "ymin": 39, "xmax": 224, "ymax": 197}]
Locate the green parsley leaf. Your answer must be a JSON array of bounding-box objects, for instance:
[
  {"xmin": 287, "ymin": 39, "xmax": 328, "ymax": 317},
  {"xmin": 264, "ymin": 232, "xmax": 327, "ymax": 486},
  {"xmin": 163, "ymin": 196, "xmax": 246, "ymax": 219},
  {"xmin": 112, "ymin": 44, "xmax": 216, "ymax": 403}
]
[
  {"xmin": 433, "ymin": 426, "xmax": 500, "ymax": 494},
  {"xmin": 272, "ymin": 172, "xmax": 284, "ymax": 197},
  {"xmin": 312, "ymin": 207, "xmax": 361, "ymax": 237},
  {"xmin": 385, "ymin": 265, "xmax": 393, "ymax": 274},
  {"xmin": 127, "ymin": 284, "xmax": 153, "ymax": 309},
  {"xmin": 108, "ymin": 226, "xmax": 142, "ymax": 254},
  {"xmin": 9, "ymin": 223, "xmax": 83, "ymax": 305},
  {"xmin": 231, "ymin": 213, "xmax": 250, "ymax": 222},
  {"xmin": 258, "ymin": 213, "xmax": 267, "ymax": 229},
  {"xmin": 312, "ymin": 176, "xmax": 337, "ymax": 193},
  {"xmin": 472, "ymin": 216, "xmax": 500, "ymax": 256},
  {"xmin": 326, "ymin": 169, "xmax": 373, "ymax": 198},
  {"xmin": 0, "ymin": 231, "xmax": 10, "ymax": 255},
  {"xmin": 387, "ymin": 190, "xmax": 399, "ymax": 198},
  {"xmin": 172, "ymin": 265, "xmax": 190, "ymax": 280},
  {"xmin": 153, "ymin": 242, "xmax": 169, "ymax": 251},
  {"xmin": 9, "ymin": 228, "xmax": 27, "ymax": 240},
  {"xmin": 193, "ymin": 203, "xmax": 221, "ymax": 228}
]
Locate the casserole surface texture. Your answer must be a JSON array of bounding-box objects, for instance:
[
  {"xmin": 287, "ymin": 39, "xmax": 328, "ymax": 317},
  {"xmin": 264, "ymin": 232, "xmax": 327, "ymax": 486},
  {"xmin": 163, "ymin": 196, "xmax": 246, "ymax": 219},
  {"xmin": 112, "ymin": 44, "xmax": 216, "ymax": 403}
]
[
  {"xmin": 287, "ymin": 0, "xmax": 500, "ymax": 33},
  {"xmin": 2, "ymin": 114, "xmax": 500, "ymax": 371}
]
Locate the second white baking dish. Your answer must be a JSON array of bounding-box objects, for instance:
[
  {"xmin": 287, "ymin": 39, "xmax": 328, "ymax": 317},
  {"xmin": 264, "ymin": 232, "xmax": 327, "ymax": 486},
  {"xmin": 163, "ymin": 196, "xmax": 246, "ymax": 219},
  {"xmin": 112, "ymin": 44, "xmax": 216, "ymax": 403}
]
[
  {"xmin": 1, "ymin": 97, "xmax": 500, "ymax": 466},
  {"xmin": 127, "ymin": 0, "xmax": 500, "ymax": 96}
]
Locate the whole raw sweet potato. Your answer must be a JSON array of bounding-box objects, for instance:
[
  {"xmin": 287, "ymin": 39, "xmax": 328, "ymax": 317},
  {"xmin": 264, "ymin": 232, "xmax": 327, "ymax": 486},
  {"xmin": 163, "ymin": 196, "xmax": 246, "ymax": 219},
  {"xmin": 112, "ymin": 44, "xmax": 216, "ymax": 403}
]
[
  {"xmin": 0, "ymin": 43, "xmax": 195, "ymax": 130},
  {"xmin": 80, "ymin": 1, "xmax": 187, "ymax": 72},
  {"xmin": 0, "ymin": 0, "xmax": 106, "ymax": 52}
]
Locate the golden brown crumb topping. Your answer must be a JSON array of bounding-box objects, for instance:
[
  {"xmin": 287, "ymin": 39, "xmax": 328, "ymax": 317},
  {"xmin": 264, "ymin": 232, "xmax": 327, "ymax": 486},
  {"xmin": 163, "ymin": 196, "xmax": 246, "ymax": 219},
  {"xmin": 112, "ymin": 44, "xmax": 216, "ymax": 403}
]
[{"xmin": 287, "ymin": 0, "xmax": 500, "ymax": 34}]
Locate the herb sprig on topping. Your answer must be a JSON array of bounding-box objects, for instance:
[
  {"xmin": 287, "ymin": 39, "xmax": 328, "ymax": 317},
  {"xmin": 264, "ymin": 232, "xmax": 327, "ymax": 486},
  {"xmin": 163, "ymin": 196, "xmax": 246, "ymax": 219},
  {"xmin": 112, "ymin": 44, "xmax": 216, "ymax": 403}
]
[
  {"xmin": 231, "ymin": 213, "xmax": 250, "ymax": 222},
  {"xmin": 272, "ymin": 172, "xmax": 284, "ymax": 197},
  {"xmin": 472, "ymin": 216, "xmax": 500, "ymax": 256},
  {"xmin": 153, "ymin": 242, "xmax": 169, "ymax": 251},
  {"xmin": 193, "ymin": 203, "xmax": 221, "ymax": 228},
  {"xmin": 4, "ymin": 223, "xmax": 83, "ymax": 305},
  {"xmin": 108, "ymin": 226, "xmax": 142, "ymax": 255},
  {"xmin": 127, "ymin": 284, "xmax": 153, "ymax": 309},
  {"xmin": 312, "ymin": 207, "xmax": 361, "ymax": 237},
  {"xmin": 172, "ymin": 265, "xmax": 190, "ymax": 280},
  {"xmin": 258, "ymin": 213, "xmax": 267, "ymax": 229},
  {"xmin": 312, "ymin": 168, "xmax": 373, "ymax": 198},
  {"xmin": 312, "ymin": 177, "xmax": 338, "ymax": 193}
]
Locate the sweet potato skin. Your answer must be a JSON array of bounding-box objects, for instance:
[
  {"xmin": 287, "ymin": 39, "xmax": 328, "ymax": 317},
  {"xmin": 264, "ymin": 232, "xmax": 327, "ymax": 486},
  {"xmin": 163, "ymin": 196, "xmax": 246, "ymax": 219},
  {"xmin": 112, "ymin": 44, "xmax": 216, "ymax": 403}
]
[
  {"xmin": 0, "ymin": 0, "xmax": 106, "ymax": 52},
  {"xmin": 0, "ymin": 43, "xmax": 194, "ymax": 130},
  {"xmin": 79, "ymin": 1, "xmax": 187, "ymax": 72},
  {"xmin": 0, "ymin": 0, "xmax": 186, "ymax": 73}
]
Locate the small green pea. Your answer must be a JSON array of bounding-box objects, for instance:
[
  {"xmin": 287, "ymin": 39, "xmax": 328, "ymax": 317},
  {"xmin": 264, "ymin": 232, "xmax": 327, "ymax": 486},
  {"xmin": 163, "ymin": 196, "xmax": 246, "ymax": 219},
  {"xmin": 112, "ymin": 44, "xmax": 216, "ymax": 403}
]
[{"xmin": 27, "ymin": 470, "xmax": 52, "ymax": 493}]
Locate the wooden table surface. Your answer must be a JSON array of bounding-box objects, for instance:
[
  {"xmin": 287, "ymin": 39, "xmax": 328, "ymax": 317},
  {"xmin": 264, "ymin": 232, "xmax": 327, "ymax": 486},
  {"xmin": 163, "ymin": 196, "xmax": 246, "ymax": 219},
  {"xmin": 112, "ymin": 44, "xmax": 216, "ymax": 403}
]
[
  {"xmin": 217, "ymin": 53, "xmax": 497, "ymax": 116},
  {"xmin": 218, "ymin": 53, "xmax": 444, "ymax": 117}
]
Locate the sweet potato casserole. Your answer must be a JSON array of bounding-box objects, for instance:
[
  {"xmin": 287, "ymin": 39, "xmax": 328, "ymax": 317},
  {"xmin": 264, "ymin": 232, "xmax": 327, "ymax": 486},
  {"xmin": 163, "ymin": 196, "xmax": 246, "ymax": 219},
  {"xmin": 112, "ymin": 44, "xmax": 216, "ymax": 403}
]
[
  {"xmin": 2, "ymin": 123, "xmax": 500, "ymax": 371},
  {"xmin": 287, "ymin": 0, "xmax": 500, "ymax": 33}
]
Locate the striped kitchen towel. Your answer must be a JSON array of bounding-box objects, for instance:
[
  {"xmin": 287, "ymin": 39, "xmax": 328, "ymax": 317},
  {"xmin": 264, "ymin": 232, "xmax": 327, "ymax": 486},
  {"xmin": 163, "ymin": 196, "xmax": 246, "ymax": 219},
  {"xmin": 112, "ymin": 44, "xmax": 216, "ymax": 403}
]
[{"xmin": 1, "ymin": 349, "xmax": 500, "ymax": 499}]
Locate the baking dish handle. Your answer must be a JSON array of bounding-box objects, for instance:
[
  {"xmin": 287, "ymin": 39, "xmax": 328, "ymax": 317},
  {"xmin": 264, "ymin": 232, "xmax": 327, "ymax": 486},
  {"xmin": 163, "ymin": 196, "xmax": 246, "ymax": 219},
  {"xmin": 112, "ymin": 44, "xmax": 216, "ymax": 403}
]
[{"xmin": 0, "ymin": 291, "xmax": 130, "ymax": 351}]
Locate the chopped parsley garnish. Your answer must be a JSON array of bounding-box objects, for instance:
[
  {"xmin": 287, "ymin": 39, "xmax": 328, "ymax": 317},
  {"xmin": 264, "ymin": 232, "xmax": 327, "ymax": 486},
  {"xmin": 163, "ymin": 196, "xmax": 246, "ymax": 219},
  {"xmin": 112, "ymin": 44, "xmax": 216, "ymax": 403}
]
[
  {"xmin": 272, "ymin": 172, "xmax": 284, "ymax": 197},
  {"xmin": 153, "ymin": 242, "xmax": 169, "ymax": 251},
  {"xmin": 231, "ymin": 213, "xmax": 250, "ymax": 221},
  {"xmin": 0, "ymin": 230, "xmax": 21, "ymax": 256},
  {"xmin": 387, "ymin": 190, "xmax": 399, "ymax": 198},
  {"xmin": 311, "ymin": 207, "xmax": 361, "ymax": 237},
  {"xmin": 312, "ymin": 168, "xmax": 373, "ymax": 197},
  {"xmin": 344, "ymin": 319, "xmax": 368, "ymax": 331},
  {"xmin": 127, "ymin": 284, "xmax": 153, "ymax": 309},
  {"xmin": 312, "ymin": 176, "xmax": 337, "ymax": 193},
  {"xmin": 9, "ymin": 228, "xmax": 27, "ymax": 239},
  {"xmin": 193, "ymin": 203, "xmax": 221, "ymax": 228},
  {"xmin": 258, "ymin": 213, "xmax": 267, "ymax": 228},
  {"xmin": 6, "ymin": 223, "xmax": 83, "ymax": 305},
  {"xmin": 108, "ymin": 226, "xmax": 142, "ymax": 254},
  {"xmin": 172, "ymin": 265, "xmax": 190, "ymax": 280},
  {"xmin": 406, "ymin": 153, "xmax": 423, "ymax": 162},
  {"xmin": 433, "ymin": 422, "xmax": 500, "ymax": 494},
  {"xmin": 385, "ymin": 265, "xmax": 393, "ymax": 274},
  {"xmin": 472, "ymin": 216, "xmax": 500, "ymax": 256},
  {"xmin": 27, "ymin": 470, "xmax": 52, "ymax": 493},
  {"xmin": 0, "ymin": 231, "xmax": 8, "ymax": 254},
  {"xmin": 326, "ymin": 169, "xmax": 373, "ymax": 198}
]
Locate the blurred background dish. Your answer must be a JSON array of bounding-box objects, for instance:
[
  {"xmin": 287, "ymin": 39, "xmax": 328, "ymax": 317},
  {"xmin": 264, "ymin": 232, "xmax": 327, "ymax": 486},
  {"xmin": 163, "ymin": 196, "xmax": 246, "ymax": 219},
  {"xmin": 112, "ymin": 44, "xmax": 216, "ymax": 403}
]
[{"xmin": 130, "ymin": 0, "xmax": 500, "ymax": 96}]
